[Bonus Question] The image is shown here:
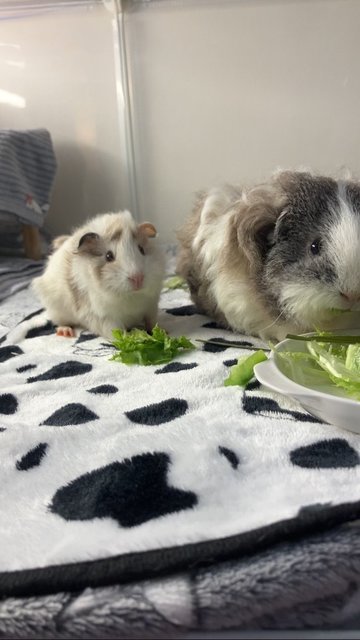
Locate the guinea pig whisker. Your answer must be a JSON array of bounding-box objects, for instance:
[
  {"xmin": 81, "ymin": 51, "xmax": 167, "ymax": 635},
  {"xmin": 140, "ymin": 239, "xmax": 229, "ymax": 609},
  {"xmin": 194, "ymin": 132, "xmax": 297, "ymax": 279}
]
[{"xmin": 259, "ymin": 309, "xmax": 285, "ymax": 334}]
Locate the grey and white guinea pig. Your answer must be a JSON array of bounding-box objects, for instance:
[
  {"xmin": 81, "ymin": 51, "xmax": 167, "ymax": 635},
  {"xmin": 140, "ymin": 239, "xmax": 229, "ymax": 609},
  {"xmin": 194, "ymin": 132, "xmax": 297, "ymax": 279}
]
[
  {"xmin": 32, "ymin": 210, "xmax": 165, "ymax": 341},
  {"xmin": 176, "ymin": 170, "xmax": 360, "ymax": 341}
]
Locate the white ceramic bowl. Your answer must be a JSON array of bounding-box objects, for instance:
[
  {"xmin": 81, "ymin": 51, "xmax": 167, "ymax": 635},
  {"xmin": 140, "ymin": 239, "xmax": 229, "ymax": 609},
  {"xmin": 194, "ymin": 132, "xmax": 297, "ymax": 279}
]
[{"xmin": 254, "ymin": 332, "xmax": 360, "ymax": 435}]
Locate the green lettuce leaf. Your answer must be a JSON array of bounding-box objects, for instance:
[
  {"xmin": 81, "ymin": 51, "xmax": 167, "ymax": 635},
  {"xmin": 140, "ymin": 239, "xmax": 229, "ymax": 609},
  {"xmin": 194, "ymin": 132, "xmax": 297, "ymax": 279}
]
[
  {"xmin": 224, "ymin": 350, "xmax": 268, "ymax": 387},
  {"xmin": 111, "ymin": 324, "xmax": 196, "ymax": 365},
  {"xmin": 163, "ymin": 275, "xmax": 188, "ymax": 291}
]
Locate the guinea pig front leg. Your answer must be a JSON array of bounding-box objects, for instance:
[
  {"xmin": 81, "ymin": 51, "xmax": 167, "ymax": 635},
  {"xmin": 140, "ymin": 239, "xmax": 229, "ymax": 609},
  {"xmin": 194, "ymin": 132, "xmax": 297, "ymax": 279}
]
[{"xmin": 144, "ymin": 313, "xmax": 158, "ymax": 334}]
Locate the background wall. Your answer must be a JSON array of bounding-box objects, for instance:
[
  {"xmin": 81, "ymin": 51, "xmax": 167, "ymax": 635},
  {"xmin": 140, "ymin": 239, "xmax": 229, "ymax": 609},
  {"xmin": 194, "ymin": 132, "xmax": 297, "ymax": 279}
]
[
  {"xmin": 1, "ymin": 0, "xmax": 360, "ymax": 243},
  {"xmin": 125, "ymin": 0, "xmax": 360, "ymax": 241}
]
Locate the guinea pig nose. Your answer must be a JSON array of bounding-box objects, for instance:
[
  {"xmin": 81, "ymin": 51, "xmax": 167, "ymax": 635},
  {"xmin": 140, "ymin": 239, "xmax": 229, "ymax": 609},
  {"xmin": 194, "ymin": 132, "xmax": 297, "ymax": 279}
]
[{"xmin": 129, "ymin": 272, "xmax": 144, "ymax": 290}]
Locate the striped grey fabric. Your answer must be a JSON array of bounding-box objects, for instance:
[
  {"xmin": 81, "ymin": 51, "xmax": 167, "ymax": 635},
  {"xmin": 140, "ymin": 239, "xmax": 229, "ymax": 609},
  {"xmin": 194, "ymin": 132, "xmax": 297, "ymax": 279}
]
[
  {"xmin": 0, "ymin": 128, "xmax": 57, "ymax": 227},
  {"xmin": 0, "ymin": 257, "xmax": 44, "ymax": 303}
]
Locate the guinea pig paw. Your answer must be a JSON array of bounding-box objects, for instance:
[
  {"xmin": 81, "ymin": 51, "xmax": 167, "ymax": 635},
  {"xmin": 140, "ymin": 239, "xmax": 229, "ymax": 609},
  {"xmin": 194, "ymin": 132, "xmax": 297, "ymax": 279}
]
[{"xmin": 56, "ymin": 326, "xmax": 75, "ymax": 338}]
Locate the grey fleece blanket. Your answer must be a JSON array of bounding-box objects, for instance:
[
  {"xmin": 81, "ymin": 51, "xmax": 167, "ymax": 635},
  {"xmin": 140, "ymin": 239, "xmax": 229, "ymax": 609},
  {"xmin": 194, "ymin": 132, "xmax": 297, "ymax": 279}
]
[{"xmin": 0, "ymin": 519, "xmax": 360, "ymax": 638}]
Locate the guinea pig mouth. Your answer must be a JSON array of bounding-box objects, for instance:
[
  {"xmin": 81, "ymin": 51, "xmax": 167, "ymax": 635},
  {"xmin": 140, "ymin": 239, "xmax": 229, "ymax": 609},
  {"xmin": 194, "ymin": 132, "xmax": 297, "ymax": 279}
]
[
  {"xmin": 338, "ymin": 291, "xmax": 360, "ymax": 310},
  {"xmin": 279, "ymin": 284, "xmax": 345, "ymax": 324}
]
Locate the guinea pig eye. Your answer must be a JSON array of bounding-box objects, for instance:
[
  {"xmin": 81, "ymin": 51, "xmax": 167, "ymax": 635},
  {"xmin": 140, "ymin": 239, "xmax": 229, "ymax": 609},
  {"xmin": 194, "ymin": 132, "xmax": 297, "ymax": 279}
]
[
  {"xmin": 310, "ymin": 238, "xmax": 321, "ymax": 255},
  {"xmin": 105, "ymin": 250, "xmax": 115, "ymax": 262},
  {"xmin": 138, "ymin": 245, "xmax": 145, "ymax": 256}
]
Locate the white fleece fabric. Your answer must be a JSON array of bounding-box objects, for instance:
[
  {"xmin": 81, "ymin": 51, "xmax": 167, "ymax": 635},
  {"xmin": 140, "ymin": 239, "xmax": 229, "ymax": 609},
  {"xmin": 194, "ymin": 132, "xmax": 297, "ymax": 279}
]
[{"xmin": 0, "ymin": 282, "xmax": 360, "ymax": 575}]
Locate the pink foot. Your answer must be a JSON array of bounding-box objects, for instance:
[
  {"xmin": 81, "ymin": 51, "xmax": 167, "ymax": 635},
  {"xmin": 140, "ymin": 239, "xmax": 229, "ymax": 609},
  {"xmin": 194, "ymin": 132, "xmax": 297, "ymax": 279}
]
[{"xmin": 56, "ymin": 326, "xmax": 75, "ymax": 338}]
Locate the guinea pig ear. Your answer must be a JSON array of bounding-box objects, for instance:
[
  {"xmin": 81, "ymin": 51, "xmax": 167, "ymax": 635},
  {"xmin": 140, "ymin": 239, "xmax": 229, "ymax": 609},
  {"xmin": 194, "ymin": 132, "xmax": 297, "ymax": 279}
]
[
  {"xmin": 138, "ymin": 222, "xmax": 157, "ymax": 238},
  {"xmin": 77, "ymin": 232, "xmax": 102, "ymax": 256},
  {"xmin": 234, "ymin": 194, "xmax": 284, "ymax": 266},
  {"xmin": 237, "ymin": 214, "xmax": 276, "ymax": 264}
]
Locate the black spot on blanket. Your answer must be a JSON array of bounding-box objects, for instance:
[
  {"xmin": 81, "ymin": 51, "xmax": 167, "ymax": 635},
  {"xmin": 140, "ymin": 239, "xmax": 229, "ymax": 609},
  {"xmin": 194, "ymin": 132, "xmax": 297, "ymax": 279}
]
[
  {"xmin": 155, "ymin": 362, "xmax": 198, "ymax": 374},
  {"xmin": 0, "ymin": 428, "xmax": 6, "ymax": 432},
  {"xmin": 202, "ymin": 321, "xmax": 228, "ymax": 330},
  {"xmin": 0, "ymin": 394, "xmax": 18, "ymax": 415},
  {"xmin": 0, "ymin": 345, "xmax": 23, "ymax": 363},
  {"xmin": 166, "ymin": 305, "xmax": 199, "ymax": 316},
  {"xmin": 290, "ymin": 438, "xmax": 360, "ymax": 469},
  {"xmin": 17, "ymin": 364, "xmax": 37, "ymax": 373},
  {"xmin": 245, "ymin": 379, "xmax": 261, "ymax": 391},
  {"xmin": 76, "ymin": 333, "xmax": 98, "ymax": 344},
  {"xmin": 19, "ymin": 308, "xmax": 44, "ymax": 323},
  {"xmin": 223, "ymin": 358, "xmax": 238, "ymax": 367},
  {"xmin": 27, "ymin": 361, "xmax": 92, "ymax": 383},
  {"xmin": 41, "ymin": 403, "xmax": 98, "ymax": 426},
  {"xmin": 126, "ymin": 398, "xmax": 188, "ymax": 426},
  {"xmin": 242, "ymin": 395, "xmax": 322, "ymax": 423},
  {"xmin": 0, "ymin": 335, "xmax": 6, "ymax": 345},
  {"xmin": 25, "ymin": 321, "xmax": 55, "ymax": 339},
  {"xmin": 50, "ymin": 452, "xmax": 197, "ymax": 527},
  {"xmin": 219, "ymin": 446, "xmax": 239, "ymax": 469},
  {"xmin": 87, "ymin": 385, "xmax": 118, "ymax": 394},
  {"xmin": 203, "ymin": 337, "xmax": 253, "ymax": 353},
  {"xmin": 16, "ymin": 443, "xmax": 48, "ymax": 471}
]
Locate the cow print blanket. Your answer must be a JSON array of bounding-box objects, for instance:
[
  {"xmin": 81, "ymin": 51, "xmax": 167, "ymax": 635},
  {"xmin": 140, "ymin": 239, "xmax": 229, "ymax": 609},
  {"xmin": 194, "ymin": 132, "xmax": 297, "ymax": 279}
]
[{"xmin": 1, "ymin": 277, "xmax": 360, "ymax": 599}]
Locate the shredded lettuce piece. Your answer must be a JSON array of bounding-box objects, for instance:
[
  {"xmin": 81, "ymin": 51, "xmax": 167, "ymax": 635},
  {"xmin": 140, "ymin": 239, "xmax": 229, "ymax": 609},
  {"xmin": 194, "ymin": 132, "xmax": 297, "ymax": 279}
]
[
  {"xmin": 163, "ymin": 275, "xmax": 188, "ymax": 291},
  {"xmin": 307, "ymin": 341, "xmax": 360, "ymax": 390},
  {"xmin": 345, "ymin": 344, "xmax": 360, "ymax": 372},
  {"xmin": 224, "ymin": 350, "xmax": 268, "ymax": 387},
  {"xmin": 328, "ymin": 308, "xmax": 351, "ymax": 315},
  {"xmin": 111, "ymin": 324, "xmax": 196, "ymax": 365},
  {"xmin": 280, "ymin": 332, "xmax": 360, "ymax": 400}
]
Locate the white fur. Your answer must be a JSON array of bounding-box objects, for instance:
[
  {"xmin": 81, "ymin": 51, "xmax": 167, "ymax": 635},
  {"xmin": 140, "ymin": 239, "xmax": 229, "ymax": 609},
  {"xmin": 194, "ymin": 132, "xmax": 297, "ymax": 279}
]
[
  {"xmin": 213, "ymin": 272, "xmax": 291, "ymax": 340},
  {"xmin": 329, "ymin": 191, "xmax": 360, "ymax": 301},
  {"xmin": 32, "ymin": 211, "xmax": 165, "ymax": 340},
  {"xmin": 192, "ymin": 186, "xmax": 243, "ymax": 288},
  {"xmin": 280, "ymin": 282, "xmax": 340, "ymax": 330},
  {"xmin": 193, "ymin": 187, "xmax": 241, "ymax": 259}
]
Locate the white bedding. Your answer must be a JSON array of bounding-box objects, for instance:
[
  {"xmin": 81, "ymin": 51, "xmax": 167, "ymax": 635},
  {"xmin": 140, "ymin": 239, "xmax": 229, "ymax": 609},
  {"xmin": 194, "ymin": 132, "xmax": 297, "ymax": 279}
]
[{"xmin": 0, "ymin": 274, "xmax": 360, "ymax": 598}]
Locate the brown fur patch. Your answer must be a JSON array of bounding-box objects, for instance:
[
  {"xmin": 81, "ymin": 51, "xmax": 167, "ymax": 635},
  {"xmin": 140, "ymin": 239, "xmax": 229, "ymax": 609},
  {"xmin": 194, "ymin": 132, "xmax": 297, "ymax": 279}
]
[
  {"xmin": 110, "ymin": 229, "xmax": 123, "ymax": 242},
  {"xmin": 102, "ymin": 216, "xmax": 128, "ymax": 243},
  {"xmin": 176, "ymin": 192, "xmax": 205, "ymax": 281}
]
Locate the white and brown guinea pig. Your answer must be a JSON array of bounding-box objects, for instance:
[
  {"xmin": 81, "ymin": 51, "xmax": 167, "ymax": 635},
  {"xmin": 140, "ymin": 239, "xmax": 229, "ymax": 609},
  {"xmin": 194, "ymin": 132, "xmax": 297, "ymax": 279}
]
[
  {"xmin": 176, "ymin": 170, "xmax": 360, "ymax": 341},
  {"xmin": 32, "ymin": 210, "xmax": 165, "ymax": 340}
]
